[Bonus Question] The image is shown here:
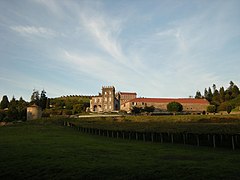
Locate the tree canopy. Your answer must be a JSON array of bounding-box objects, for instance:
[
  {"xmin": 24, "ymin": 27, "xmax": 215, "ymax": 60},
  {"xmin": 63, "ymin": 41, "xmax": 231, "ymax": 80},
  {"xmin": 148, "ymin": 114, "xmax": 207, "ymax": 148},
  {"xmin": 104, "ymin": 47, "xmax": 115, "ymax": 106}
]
[
  {"xmin": 0, "ymin": 95, "xmax": 9, "ymax": 109},
  {"xmin": 196, "ymin": 81, "xmax": 240, "ymax": 113}
]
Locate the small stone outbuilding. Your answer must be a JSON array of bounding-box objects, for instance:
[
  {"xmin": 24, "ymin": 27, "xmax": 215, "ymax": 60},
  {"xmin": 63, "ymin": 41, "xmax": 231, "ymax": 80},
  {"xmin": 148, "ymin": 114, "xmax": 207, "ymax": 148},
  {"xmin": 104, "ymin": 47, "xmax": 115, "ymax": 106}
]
[{"xmin": 27, "ymin": 104, "xmax": 42, "ymax": 120}]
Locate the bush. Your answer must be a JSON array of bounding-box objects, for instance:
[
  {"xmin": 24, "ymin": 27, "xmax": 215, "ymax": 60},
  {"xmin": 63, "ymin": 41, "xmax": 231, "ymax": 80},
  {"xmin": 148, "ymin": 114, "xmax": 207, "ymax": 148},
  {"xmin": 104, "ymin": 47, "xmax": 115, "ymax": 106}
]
[
  {"xmin": 131, "ymin": 106, "xmax": 142, "ymax": 114},
  {"xmin": 226, "ymin": 105, "xmax": 232, "ymax": 114},
  {"xmin": 167, "ymin": 102, "xmax": 183, "ymax": 112},
  {"xmin": 207, "ymin": 105, "xmax": 216, "ymax": 113},
  {"xmin": 143, "ymin": 106, "xmax": 155, "ymax": 114},
  {"xmin": 0, "ymin": 110, "xmax": 7, "ymax": 121},
  {"xmin": 63, "ymin": 110, "xmax": 73, "ymax": 115}
]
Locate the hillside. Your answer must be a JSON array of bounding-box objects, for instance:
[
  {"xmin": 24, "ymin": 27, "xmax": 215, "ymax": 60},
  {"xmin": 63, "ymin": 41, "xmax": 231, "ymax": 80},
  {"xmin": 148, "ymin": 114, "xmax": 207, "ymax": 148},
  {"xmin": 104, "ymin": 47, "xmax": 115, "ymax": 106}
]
[{"xmin": 45, "ymin": 95, "xmax": 91, "ymax": 115}]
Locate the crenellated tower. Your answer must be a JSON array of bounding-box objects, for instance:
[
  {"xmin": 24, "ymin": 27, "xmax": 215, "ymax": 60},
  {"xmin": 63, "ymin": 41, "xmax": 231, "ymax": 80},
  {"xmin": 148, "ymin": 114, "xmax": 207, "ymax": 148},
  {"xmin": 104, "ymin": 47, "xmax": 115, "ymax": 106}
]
[{"xmin": 102, "ymin": 86, "xmax": 116, "ymax": 112}]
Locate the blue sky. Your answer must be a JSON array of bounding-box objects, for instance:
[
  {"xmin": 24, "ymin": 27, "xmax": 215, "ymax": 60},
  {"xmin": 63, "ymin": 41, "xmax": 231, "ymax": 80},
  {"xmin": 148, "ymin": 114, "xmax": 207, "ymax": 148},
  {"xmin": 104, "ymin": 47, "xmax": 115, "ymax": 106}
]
[{"xmin": 0, "ymin": 0, "xmax": 240, "ymax": 101}]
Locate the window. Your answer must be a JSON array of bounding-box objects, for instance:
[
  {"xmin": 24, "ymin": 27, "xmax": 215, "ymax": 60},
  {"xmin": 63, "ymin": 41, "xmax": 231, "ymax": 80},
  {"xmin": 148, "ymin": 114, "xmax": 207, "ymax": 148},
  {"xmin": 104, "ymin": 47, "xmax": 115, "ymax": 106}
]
[
  {"xmin": 109, "ymin": 91, "xmax": 111, "ymax": 95},
  {"xmin": 109, "ymin": 97, "xmax": 111, "ymax": 102},
  {"xmin": 109, "ymin": 105, "xmax": 111, "ymax": 109},
  {"xmin": 105, "ymin": 97, "xmax": 107, "ymax": 102}
]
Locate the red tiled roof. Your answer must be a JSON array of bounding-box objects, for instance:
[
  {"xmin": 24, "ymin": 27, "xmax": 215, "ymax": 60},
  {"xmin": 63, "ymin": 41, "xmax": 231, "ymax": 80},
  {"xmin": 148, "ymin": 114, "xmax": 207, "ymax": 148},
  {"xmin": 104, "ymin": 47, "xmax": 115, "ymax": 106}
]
[
  {"xmin": 119, "ymin": 92, "xmax": 137, "ymax": 95},
  {"xmin": 128, "ymin": 98, "xmax": 209, "ymax": 104}
]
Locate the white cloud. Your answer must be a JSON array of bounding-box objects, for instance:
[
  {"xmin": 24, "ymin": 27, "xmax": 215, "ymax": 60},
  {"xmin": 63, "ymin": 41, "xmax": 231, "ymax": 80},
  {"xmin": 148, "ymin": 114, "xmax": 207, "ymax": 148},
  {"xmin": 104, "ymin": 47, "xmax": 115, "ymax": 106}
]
[
  {"xmin": 10, "ymin": 26, "xmax": 59, "ymax": 38},
  {"xmin": 80, "ymin": 11, "xmax": 125, "ymax": 63}
]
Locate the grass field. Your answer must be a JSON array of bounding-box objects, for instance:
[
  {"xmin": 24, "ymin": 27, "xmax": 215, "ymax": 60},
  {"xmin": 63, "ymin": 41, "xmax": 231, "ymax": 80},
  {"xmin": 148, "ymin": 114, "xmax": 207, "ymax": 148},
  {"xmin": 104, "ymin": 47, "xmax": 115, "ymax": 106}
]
[{"xmin": 1, "ymin": 119, "xmax": 240, "ymax": 179}]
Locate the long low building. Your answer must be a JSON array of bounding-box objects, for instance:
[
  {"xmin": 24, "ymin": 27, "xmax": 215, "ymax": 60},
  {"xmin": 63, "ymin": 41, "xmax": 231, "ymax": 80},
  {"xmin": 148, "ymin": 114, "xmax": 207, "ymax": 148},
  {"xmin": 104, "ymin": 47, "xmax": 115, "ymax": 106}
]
[{"xmin": 121, "ymin": 98, "xmax": 210, "ymax": 113}]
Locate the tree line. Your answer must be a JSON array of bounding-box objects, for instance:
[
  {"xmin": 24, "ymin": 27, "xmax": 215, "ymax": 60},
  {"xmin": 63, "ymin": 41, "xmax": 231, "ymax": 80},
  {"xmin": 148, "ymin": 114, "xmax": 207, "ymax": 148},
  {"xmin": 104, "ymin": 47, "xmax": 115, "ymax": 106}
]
[
  {"xmin": 195, "ymin": 81, "xmax": 240, "ymax": 113},
  {"xmin": 0, "ymin": 89, "xmax": 49, "ymax": 121},
  {"xmin": 0, "ymin": 89, "xmax": 91, "ymax": 121}
]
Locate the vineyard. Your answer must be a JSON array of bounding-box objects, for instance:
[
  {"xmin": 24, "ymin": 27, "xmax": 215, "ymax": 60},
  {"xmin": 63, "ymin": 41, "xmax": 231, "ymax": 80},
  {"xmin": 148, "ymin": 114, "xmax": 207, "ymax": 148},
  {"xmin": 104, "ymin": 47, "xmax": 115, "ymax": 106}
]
[
  {"xmin": 67, "ymin": 114, "xmax": 240, "ymax": 134},
  {"xmin": 64, "ymin": 114, "xmax": 240, "ymax": 150}
]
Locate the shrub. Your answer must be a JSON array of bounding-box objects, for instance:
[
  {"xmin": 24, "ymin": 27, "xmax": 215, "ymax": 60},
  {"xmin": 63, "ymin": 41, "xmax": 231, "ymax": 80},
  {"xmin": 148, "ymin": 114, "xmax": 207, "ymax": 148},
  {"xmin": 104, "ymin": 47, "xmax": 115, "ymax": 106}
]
[
  {"xmin": 167, "ymin": 102, "xmax": 183, "ymax": 112},
  {"xmin": 226, "ymin": 105, "xmax": 232, "ymax": 114},
  {"xmin": 131, "ymin": 106, "xmax": 142, "ymax": 114},
  {"xmin": 207, "ymin": 105, "xmax": 216, "ymax": 113}
]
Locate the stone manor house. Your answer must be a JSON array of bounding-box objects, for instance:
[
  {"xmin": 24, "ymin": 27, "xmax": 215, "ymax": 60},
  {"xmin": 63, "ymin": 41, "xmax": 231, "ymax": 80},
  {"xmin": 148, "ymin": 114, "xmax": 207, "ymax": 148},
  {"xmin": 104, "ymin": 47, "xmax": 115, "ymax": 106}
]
[{"xmin": 90, "ymin": 86, "xmax": 209, "ymax": 113}]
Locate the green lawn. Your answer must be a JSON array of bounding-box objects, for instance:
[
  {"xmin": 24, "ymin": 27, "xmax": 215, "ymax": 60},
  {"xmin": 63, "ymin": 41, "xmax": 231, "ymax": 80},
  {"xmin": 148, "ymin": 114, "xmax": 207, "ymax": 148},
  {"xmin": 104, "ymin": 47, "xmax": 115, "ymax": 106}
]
[{"xmin": 0, "ymin": 120, "xmax": 240, "ymax": 179}]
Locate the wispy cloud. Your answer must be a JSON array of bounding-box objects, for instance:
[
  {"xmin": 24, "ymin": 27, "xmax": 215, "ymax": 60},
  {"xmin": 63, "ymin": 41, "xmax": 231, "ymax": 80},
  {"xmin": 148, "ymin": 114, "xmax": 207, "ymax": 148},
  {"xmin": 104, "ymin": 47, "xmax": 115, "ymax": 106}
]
[
  {"xmin": 80, "ymin": 11, "xmax": 125, "ymax": 63},
  {"xmin": 10, "ymin": 25, "xmax": 59, "ymax": 38},
  {"xmin": 63, "ymin": 50, "xmax": 127, "ymax": 82},
  {"xmin": 1, "ymin": 0, "xmax": 239, "ymax": 99}
]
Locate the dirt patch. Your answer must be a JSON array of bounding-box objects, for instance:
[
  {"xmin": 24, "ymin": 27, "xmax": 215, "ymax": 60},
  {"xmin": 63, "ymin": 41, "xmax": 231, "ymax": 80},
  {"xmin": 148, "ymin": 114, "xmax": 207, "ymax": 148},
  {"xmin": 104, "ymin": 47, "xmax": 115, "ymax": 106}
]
[{"xmin": 0, "ymin": 122, "xmax": 13, "ymax": 126}]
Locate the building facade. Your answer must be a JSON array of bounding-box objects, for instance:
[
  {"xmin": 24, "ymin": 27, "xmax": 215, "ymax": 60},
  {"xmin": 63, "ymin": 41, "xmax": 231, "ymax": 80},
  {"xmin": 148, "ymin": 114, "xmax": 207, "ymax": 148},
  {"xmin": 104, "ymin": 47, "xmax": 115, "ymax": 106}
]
[
  {"xmin": 90, "ymin": 86, "xmax": 209, "ymax": 113},
  {"xmin": 90, "ymin": 86, "xmax": 119, "ymax": 113},
  {"xmin": 90, "ymin": 86, "xmax": 137, "ymax": 113},
  {"xmin": 121, "ymin": 98, "xmax": 209, "ymax": 113},
  {"xmin": 118, "ymin": 92, "xmax": 137, "ymax": 107}
]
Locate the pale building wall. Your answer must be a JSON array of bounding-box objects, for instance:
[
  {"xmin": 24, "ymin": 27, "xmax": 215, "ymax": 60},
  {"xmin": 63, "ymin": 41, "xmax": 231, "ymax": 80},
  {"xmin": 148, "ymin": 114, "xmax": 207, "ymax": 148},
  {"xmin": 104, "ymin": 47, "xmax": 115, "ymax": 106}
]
[
  {"xmin": 102, "ymin": 86, "xmax": 115, "ymax": 112},
  {"xmin": 27, "ymin": 105, "xmax": 42, "ymax": 120},
  {"xmin": 90, "ymin": 96, "xmax": 103, "ymax": 112},
  {"xmin": 119, "ymin": 93, "xmax": 137, "ymax": 106},
  {"xmin": 90, "ymin": 86, "xmax": 119, "ymax": 113},
  {"xmin": 121, "ymin": 101, "xmax": 209, "ymax": 113}
]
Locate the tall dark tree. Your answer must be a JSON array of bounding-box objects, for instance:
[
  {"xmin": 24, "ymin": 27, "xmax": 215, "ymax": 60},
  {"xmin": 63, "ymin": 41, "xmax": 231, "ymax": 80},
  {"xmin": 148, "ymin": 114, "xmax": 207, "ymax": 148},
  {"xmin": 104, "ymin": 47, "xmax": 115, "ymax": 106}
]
[
  {"xmin": 0, "ymin": 95, "xmax": 9, "ymax": 109},
  {"xmin": 212, "ymin": 84, "xmax": 216, "ymax": 92},
  {"xmin": 206, "ymin": 87, "xmax": 213, "ymax": 102},
  {"xmin": 225, "ymin": 90, "xmax": 231, "ymax": 101},
  {"xmin": 219, "ymin": 87, "xmax": 225, "ymax": 103},
  {"xmin": 17, "ymin": 97, "xmax": 27, "ymax": 120},
  {"xmin": 195, "ymin": 91, "xmax": 202, "ymax": 99},
  {"xmin": 232, "ymin": 85, "xmax": 240, "ymax": 99},
  {"xmin": 227, "ymin": 81, "xmax": 235, "ymax": 99},
  {"xmin": 7, "ymin": 97, "xmax": 18, "ymax": 120},
  {"xmin": 212, "ymin": 89, "xmax": 220, "ymax": 106},
  {"xmin": 39, "ymin": 90, "xmax": 48, "ymax": 110},
  {"xmin": 229, "ymin": 81, "xmax": 234, "ymax": 89},
  {"xmin": 31, "ymin": 89, "xmax": 40, "ymax": 105},
  {"xmin": 204, "ymin": 88, "xmax": 208, "ymax": 99}
]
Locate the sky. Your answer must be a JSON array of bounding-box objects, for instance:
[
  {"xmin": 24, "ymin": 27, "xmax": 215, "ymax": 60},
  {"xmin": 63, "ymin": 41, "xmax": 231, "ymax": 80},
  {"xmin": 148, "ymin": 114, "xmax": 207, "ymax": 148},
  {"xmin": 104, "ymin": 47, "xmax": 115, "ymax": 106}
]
[{"xmin": 0, "ymin": 0, "xmax": 240, "ymax": 101}]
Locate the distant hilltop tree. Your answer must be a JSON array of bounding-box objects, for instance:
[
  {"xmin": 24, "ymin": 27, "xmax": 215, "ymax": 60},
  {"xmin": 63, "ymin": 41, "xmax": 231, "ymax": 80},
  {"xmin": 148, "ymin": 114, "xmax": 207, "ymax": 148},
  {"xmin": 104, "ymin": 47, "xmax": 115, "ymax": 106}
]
[
  {"xmin": 0, "ymin": 95, "xmax": 9, "ymax": 109},
  {"xmin": 30, "ymin": 89, "xmax": 48, "ymax": 110},
  {"xmin": 195, "ymin": 91, "xmax": 203, "ymax": 99}
]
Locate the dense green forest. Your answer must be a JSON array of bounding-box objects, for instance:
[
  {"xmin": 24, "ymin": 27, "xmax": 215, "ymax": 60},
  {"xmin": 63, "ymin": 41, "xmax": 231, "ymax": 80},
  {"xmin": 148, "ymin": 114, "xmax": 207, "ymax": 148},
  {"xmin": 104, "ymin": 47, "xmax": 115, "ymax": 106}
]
[{"xmin": 195, "ymin": 81, "xmax": 240, "ymax": 113}]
